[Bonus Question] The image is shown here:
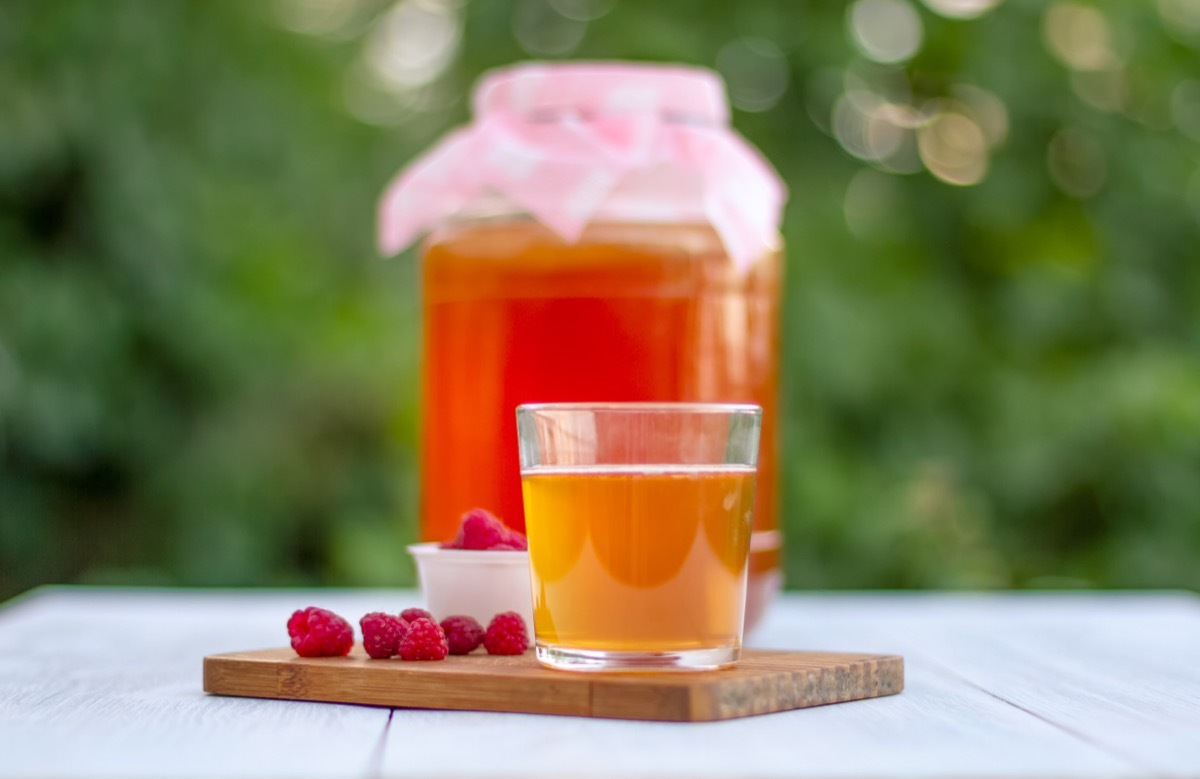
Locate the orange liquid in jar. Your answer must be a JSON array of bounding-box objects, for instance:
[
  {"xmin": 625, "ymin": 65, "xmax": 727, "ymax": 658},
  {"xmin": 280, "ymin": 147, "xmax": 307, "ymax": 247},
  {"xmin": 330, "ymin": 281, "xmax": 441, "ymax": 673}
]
[
  {"xmin": 522, "ymin": 465, "xmax": 755, "ymax": 651},
  {"xmin": 421, "ymin": 220, "xmax": 781, "ymax": 620}
]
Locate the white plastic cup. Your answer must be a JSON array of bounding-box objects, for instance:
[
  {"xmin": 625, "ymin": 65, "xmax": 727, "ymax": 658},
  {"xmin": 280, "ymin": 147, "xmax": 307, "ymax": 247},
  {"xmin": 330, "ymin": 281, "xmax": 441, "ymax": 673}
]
[{"xmin": 407, "ymin": 543, "xmax": 535, "ymax": 631}]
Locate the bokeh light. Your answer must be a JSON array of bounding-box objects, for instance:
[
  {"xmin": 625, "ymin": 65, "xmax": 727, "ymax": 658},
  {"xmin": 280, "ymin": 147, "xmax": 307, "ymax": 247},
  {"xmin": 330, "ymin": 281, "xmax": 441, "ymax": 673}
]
[
  {"xmin": 1043, "ymin": 2, "xmax": 1121, "ymax": 72},
  {"xmin": 848, "ymin": 0, "xmax": 924, "ymax": 65},
  {"xmin": 920, "ymin": 0, "xmax": 1003, "ymax": 20},
  {"xmin": 342, "ymin": 0, "xmax": 462, "ymax": 125},
  {"xmin": 364, "ymin": 0, "xmax": 461, "ymax": 92},
  {"xmin": 340, "ymin": 0, "xmax": 465, "ymax": 124},
  {"xmin": 952, "ymin": 84, "xmax": 1009, "ymax": 147},
  {"xmin": 343, "ymin": 63, "xmax": 406, "ymax": 126},
  {"xmin": 716, "ymin": 38, "xmax": 790, "ymax": 113},
  {"xmin": 1158, "ymin": 0, "xmax": 1200, "ymax": 37},
  {"xmin": 918, "ymin": 110, "xmax": 989, "ymax": 186},
  {"xmin": 831, "ymin": 71, "xmax": 1006, "ymax": 184},
  {"xmin": 833, "ymin": 89, "xmax": 905, "ymax": 164}
]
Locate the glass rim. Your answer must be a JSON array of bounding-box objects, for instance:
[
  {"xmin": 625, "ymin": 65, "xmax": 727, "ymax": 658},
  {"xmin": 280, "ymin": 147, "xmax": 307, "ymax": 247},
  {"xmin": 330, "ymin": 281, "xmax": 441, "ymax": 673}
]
[{"xmin": 516, "ymin": 402, "xmax": 761, "ymax": 415}]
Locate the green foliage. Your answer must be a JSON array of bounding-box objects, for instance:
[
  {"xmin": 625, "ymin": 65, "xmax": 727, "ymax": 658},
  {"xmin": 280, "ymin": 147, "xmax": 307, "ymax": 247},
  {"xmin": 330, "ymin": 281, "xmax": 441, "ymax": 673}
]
[
  {"xmin": 0, "ymin": 0, "xmax": 421, "ymax": 595},
  {"xmin": 1, "ymin": 0, "xmax": 1198, "ymax": 600}
]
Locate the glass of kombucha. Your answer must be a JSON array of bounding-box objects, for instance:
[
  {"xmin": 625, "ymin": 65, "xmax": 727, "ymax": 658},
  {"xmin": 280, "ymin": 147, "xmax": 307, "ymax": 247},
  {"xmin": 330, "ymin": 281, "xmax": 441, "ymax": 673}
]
[{"xmin": 516, "ymin": 402, "xmax": 761, "ymax": 672}]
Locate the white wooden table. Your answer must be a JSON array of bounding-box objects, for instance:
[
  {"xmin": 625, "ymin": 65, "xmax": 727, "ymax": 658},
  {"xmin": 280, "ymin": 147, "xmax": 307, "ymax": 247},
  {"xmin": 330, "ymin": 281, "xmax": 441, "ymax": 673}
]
[{"xmin": 1, "ymin": 588, "xmax": 1197, "ymax": 778}]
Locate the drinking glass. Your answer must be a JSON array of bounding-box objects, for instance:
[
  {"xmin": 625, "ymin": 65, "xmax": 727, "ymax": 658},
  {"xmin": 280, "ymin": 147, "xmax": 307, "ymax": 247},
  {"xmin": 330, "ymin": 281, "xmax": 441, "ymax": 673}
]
[{"xmin": 516, "ymin": 402, "xmax": 761, "ymax": 671}]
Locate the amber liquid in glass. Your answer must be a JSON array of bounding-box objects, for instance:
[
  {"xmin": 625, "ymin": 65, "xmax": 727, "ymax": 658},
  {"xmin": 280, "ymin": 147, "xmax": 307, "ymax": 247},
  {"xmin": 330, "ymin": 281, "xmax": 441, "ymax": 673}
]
[
  {"xmin": 522, "ymin": 465, "xmax": 754, "ymax": 651},
  {"xmin": 421, "ymin": 219, "xmax": 780, "ymax": 620}
]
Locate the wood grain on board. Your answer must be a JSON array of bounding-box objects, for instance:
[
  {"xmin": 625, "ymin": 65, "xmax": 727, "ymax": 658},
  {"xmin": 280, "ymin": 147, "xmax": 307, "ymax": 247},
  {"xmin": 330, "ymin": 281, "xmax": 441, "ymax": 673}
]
[{"xmin": 203, "ymin": 647, "xmax": 904, "ymax": 722}]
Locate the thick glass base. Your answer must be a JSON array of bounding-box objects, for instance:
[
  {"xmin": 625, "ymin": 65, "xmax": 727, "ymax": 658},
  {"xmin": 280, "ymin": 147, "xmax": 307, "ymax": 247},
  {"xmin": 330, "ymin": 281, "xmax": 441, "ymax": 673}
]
[{"xmin": 535, "ymin": 643, "xmax": 740, "ymax": 672}]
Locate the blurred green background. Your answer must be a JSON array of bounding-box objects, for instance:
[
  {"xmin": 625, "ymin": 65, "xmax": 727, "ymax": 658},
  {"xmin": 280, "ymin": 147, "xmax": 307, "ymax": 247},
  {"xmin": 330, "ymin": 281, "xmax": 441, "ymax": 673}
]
[{"xmin": 2, "ymin": 0, "xmax": 1199, "ymax": 602}]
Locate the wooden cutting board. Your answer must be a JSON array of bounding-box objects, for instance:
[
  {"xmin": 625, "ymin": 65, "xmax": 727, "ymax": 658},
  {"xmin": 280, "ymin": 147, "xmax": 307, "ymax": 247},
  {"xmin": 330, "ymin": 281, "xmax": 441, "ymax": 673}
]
[{"xmin": 203, "ymin": 647, "xmax": 903, "ymax": 722}]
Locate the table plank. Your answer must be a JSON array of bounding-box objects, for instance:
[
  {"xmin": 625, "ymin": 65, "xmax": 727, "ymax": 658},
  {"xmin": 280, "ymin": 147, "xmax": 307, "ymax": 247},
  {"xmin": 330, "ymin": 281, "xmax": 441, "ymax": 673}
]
[
  {"xmin": 0, "ymin": 589, "xmax": 412, "ymax": 779},
  {"xmin": 755, "ymin": 592, "xmax": 1200, "ymax": 778},
  {"xmin": 376, "ymin": 656, "xmax": 1136, "ymax": 778}
]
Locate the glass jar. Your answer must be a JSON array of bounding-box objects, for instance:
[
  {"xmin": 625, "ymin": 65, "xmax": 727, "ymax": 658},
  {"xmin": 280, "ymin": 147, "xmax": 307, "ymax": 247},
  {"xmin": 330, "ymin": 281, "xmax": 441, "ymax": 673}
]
[{"xmin": 379, "ymin": 63, "xmax": 786, "ymax": 629}]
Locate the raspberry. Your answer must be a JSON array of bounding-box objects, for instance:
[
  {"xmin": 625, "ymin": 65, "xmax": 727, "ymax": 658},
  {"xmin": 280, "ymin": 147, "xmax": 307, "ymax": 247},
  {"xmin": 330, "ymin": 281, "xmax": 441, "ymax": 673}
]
[
  {"xmin": 398, "ymin": 617, "xmax": 449, "ymax": 661},
  {"xmin": 488, "ymin": 527, "xmax": 528, "ymax": 551},
  {"xmin": 287, "ymin": 607, "xmax": 354, "ymax": 658},
  {"xmin": 359, "ymin": 612, "xmax": 409, "ymax": 659},
  {"xmin": 444, "ymin": 508, "xmax": 527, "ymax": 551},
  {"xmin": 440, "ymin": 615, "xmax": 485, "ymax": 655},
  {"xmin": 483, "ymin": 611, "xmax": 529, "ymax": 656},
  {"xmin": 400, "ymin": 607, "xmax": 434, "ymax": 624}
]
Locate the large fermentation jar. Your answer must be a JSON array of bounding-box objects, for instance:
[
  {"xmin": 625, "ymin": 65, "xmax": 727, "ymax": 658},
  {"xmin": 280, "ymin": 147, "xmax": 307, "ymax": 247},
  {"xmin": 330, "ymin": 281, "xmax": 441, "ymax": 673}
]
[{"xmin": 378, "ymin": 63, "xmax": 787, "ymax": 629}]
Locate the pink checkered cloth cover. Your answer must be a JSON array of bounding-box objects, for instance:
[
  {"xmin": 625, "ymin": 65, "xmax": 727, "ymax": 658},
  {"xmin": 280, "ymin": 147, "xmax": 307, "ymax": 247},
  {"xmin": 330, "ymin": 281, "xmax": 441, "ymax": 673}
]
[{"xmin": 377, "ymin": 62, "xmax": 787, "ymax": 271}]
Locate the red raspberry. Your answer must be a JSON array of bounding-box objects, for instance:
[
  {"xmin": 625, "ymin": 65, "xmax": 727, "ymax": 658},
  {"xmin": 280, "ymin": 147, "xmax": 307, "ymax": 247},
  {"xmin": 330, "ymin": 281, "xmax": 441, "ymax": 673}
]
[
  {"xmin": 440, "ymin": 615, "xmax": 485, "ymax": 655},
  {"xmin": 400, "ymin": 607, "xmax": 434, "ymax": 624},
  {"xmin": 489, "ymin": 526, "xmax": 528, "ymax": 551},
  {"xmin": 483, "ymin": 611, "xmax": 529, "ymax": 656},
  {"xmin": 444, "ymin": 508, "xmax": 527, "ymax": 551},
  {"xmin": 359, "ymin": 612, "xmax": 409, "ymax": 659},
  {"xmin": 398, "ymin": 617, "xmax": 449, "ymax": 661},
  {"xmin": 287, "ymin": 607, "xmax": 354, "ymax": 658}
]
